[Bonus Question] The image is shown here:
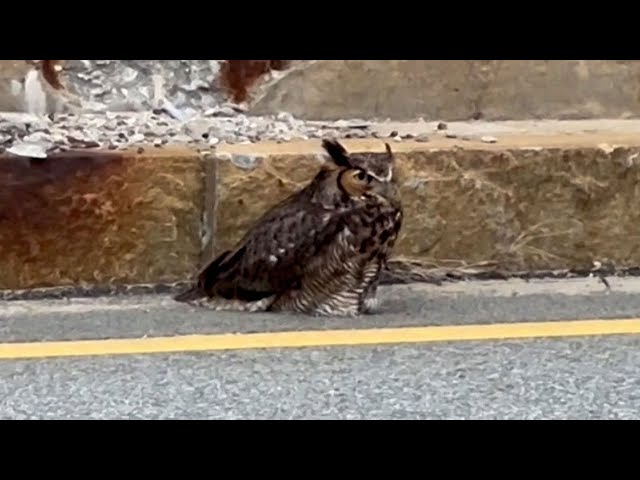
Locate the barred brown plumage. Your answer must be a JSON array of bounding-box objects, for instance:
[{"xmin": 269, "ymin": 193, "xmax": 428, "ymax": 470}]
[{"xmin": 174, "ymin": 138, "xmax": 403, "ymax": 317}]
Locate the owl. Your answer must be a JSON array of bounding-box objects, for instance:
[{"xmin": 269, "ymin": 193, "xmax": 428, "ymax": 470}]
[{"xmin": 174, "ymin": 138, "xmax": 403, "ymax": 317}]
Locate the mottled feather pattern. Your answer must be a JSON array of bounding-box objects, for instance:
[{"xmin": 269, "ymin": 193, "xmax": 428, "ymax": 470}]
[
  {"xmin": 212, "ymin": 196, "xmax": 342, "ymax": 295},
  {"xmin": 270, "ymin": 227, "xmax": 364, "ymax": 315},
  {"xmin": 175, "ymin": 139, "xmax": 404, "ymax": 317}
]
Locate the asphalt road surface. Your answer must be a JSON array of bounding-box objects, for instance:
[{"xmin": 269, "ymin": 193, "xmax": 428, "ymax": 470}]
[{"xmin": 2, "ymin": 277, "xmax": 640, "ymax": 420}]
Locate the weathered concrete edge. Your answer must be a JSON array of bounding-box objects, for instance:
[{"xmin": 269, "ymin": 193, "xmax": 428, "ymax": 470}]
[{"xmin": 214, "ymin": 133, "xmax": 640, "ymax": 155}]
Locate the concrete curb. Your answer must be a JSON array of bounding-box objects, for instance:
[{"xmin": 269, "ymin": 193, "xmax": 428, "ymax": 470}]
[
  {"xmin": 214, "ymin": 135, "xmax": 640, "ymax": 273},
  {"xmin": 0, "ymin": 148, "xmax": 209, "ymax": 290},
  {"xmin": 3, "ymin": 129, "xmax": 640, "ymax": 292}
]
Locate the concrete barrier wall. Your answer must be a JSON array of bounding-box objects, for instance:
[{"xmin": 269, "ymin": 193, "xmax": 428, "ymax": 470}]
[
  {"xmin": 250, "ymin": 60, "xmax": 640, "ymax": 121},
  {"xmin": 4, "ymin": 134, "xmax": 640, "ymax": 291}
]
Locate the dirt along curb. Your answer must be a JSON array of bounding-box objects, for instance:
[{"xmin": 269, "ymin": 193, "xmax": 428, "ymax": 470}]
[{"xmin": 3, "ymin": 125, "xmax": 640, "ymax": 297}]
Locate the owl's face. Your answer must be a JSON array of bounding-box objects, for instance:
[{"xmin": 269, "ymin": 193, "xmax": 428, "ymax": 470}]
[
  {"xmin": 342, "ymin": 150, "xmax": 394, "ymax": 185},
  {"xmin": 321, "ymin": 139, "xmax": 398, "ymax": 205}
]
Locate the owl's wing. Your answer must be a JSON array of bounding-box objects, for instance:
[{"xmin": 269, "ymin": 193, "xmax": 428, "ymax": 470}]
[{"xmin": 188, "ymin": 190, "xmax": 354, "ymax": 301}]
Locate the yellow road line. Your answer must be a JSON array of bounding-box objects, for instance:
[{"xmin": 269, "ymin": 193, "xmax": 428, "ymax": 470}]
[{"xmin": 1, "ymin": 318, "xmax": 640, "ymax": 360}]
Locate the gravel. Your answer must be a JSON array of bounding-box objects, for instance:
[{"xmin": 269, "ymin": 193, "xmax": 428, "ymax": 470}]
[
  {"xmin": 10, "ymin": 61, "xmax": 624, "ymax": 156},
  {"xmin": 3, "ymin": 61, "xmax": 384, "ymax": 155},
  {"xmin": 0, "ymin": 111, "xmax": 380, "ymax": 155}
]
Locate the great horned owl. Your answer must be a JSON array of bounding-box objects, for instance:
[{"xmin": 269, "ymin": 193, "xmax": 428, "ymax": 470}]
[{"xmin": 174, "ymin": 138, "xmax": 403, "ymax": 317}]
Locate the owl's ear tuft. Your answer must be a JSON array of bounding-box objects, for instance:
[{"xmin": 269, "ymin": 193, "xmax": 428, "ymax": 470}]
[
  {"xmin": 383, "ymin": 142, "xmax": 396, "ymax": 166},
  {"xmin": 384, "ymin": 142, "xmax": 394, "ymax": 159},
  {"xmin": 322, "ymin": 138, "xmax": 352, "ymax": 168}
]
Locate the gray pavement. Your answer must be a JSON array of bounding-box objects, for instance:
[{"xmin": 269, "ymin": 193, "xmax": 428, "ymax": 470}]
[
  {"xmin": 2, "ymin": 337, "xmax": 639, "ymax": 420},
  {"xmin": 2, "ymin": 276, "xmax": 640, "ymax": 343},
  {"xmin": 2, "ymin": 277, "xmax": 640, "ymax": 419}
]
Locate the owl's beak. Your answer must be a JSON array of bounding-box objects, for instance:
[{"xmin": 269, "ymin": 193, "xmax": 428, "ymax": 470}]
[{"xmin": 374, "ymin": 181, "xmax": 400, "ymax": 207}]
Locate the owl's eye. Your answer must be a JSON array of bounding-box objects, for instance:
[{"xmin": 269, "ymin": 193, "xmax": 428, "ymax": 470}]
[{"xmin": 355, "ymin": 170, "xmax": 373, "ymax": 183}]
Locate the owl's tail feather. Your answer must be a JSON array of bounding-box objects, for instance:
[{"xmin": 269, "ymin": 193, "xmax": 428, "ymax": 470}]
[
  {"xmin": 173, "ymin": 285, "xmax": 204, "ymax": 303},
  {"xmin": 173, "ymin": 248, "xmax": 237, "ymax": 303}
]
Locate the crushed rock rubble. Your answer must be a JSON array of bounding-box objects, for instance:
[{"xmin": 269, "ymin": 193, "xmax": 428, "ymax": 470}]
[
  {"xmin": 0, "ymin": 111, "xmax": 380, "ymax": 157},
  {"xmin": 62, "ymin": 60, "xmax": 226, "ymax": 114}
]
